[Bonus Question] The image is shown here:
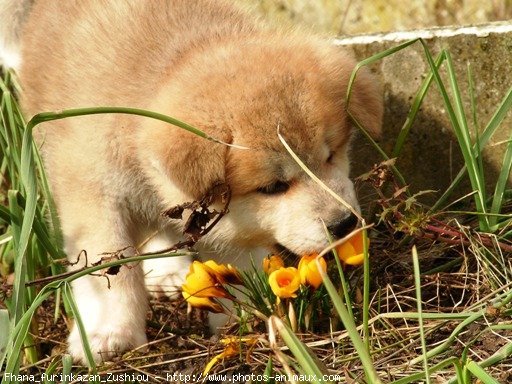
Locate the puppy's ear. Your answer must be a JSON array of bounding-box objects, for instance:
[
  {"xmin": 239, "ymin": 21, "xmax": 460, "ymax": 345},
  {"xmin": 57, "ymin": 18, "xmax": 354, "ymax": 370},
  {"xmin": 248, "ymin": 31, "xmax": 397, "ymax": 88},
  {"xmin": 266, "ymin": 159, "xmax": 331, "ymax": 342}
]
[
  {"xmin": 140, "ymin": 121, "xmax": 233, "ymax": 201},
  {"xmin": 346, "ymin": 67, "xmax": 383, "ymax": 138},
  {"xmin": 163, "ymin": 128, "xmax": 233, "ymax": 199}
]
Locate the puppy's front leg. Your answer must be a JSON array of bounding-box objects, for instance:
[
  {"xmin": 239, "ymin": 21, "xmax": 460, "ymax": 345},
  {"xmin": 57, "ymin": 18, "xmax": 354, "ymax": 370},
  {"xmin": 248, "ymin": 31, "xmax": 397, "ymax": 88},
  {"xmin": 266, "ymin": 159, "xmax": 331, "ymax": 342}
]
[
  {"xmin": 143, "ymin": 232, "xmax": 192, "ymax": 299},
  {"xmin": 60, "ymin": 198, "xmax": 148, "ymax": 364}
]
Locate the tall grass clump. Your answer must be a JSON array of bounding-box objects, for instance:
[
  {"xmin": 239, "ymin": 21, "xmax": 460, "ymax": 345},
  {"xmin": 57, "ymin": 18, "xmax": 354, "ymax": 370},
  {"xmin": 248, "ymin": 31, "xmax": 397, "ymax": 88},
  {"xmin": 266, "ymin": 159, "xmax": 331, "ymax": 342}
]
[{"xmin": 0, "ymin": 70, "xmax": 66, "ymax": 374}]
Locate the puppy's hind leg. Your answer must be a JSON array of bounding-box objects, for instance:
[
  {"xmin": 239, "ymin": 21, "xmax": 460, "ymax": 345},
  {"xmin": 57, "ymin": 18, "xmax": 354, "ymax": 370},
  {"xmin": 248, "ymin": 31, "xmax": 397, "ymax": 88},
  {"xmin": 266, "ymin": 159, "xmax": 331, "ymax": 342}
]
[{"xmin": 59, "ymin": 194, "xmax": 148, "ymax": 364}]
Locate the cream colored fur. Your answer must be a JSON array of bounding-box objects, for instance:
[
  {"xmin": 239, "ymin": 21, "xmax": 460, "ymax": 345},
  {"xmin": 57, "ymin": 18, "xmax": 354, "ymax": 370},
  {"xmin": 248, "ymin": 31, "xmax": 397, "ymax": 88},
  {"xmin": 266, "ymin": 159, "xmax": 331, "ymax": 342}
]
[{"xmin": 5, "ymin": 0, "xmax": 382, "ymax": 364}]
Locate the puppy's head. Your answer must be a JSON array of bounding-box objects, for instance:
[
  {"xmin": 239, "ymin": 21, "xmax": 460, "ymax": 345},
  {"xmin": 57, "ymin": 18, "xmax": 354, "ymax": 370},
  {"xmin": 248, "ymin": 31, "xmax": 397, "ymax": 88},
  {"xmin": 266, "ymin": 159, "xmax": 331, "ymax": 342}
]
[{"xmin": 145, "ymin": 37, "xmax": 382, "ymax": 255}]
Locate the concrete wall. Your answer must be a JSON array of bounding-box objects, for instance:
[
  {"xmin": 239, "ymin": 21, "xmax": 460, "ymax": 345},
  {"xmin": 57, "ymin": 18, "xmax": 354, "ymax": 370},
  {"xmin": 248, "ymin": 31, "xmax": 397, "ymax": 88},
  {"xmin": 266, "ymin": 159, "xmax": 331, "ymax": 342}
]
[
  {"xmin": 236, "ymin": 0, "xmax": 512, "ymax": 35},
  {"xmin": 338, "ymin": 24, "xmax": 512, "ymax": 203}
]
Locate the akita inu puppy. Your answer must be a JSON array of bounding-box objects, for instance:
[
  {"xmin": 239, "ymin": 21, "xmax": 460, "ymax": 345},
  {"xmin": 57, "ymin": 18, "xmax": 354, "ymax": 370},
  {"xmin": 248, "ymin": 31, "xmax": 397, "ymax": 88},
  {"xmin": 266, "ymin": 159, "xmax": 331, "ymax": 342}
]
[{"xmin": 0, "ymin": 0, "xmax": 382, "ymax": 363}]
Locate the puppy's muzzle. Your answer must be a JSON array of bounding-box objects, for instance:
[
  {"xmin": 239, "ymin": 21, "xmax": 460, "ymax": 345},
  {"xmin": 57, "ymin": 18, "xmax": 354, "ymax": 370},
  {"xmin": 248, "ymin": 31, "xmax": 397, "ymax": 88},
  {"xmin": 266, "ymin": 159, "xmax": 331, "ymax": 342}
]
[{"xmin": 327, "ymin": 213, "xmax": 359, "ymax": 239}]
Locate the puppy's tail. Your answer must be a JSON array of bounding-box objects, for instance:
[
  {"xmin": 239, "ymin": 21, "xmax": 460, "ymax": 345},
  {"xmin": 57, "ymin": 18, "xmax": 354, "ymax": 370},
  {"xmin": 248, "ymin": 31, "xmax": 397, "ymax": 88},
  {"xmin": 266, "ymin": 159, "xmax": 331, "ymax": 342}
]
[{"xmin": 0, "ymin": 0, "xmax": 34, "ymax": 71}]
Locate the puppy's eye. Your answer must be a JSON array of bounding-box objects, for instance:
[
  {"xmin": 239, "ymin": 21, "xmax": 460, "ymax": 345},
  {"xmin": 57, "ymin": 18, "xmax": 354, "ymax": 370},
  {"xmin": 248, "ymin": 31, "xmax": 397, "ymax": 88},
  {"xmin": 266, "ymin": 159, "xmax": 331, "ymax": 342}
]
[
  {"xmin": 257, "ymin": 180, "xmax": 290, "ymax": 195},
  {"xmin": 326, "ymin": 152, "xmax": 335, "ymax": 164}
]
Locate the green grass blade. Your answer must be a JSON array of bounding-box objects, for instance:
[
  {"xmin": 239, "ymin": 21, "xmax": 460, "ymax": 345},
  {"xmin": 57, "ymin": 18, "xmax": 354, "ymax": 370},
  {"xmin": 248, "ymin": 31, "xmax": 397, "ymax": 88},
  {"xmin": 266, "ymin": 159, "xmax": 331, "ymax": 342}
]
[
  {"xmin": 263, "ymin": 355, "xmax": 274, "ymax": 384},
  {"xmin": 61, "ymin": 282, "xmax": 97, "ymax": 372},
  {"xmin": 61, "ymin": 354, "xmax": 74, "ymax": 384},
  {"xmin": 362, "ymin": 225, "xmax": 371, "ymax": 351},
  {"xmin": 34, "ymin": 147, "xmax": 65, "ymax": 256},
  {"xmin": 444, "ymin": 51, "xmax": 489, "ymax": 230},
  {"xmin": 432, "ymin": 85, "xmax": 512, "ymax": 212},
  {"xmin": 489, "ymin": 135, "xmax": 512, "ymax": 229},
  {"xmin": 42, "ymin": 358, "xmax": 59, "ymax": 384},
  {"xmin": 467, "ymin": 62, "xmax": 479, "ymax": 136},
  {"xmin": 392, "ymin": 52, "xmax": 445, "ymax": 158},
  {"xmin": 481, "ymin": 86, "xmax": 512, "ymax": 149},
  {"xmin": 27, "ymin": 106, "xmax": 237, "ymax": 147},
  {"xmin": 390, "ymin": 357, "xmax": 463, "ymax": 384},
  {"xmin": 1, "ymin": 89, "xmax": 22, "ymax": 182},
  {"xmin": 412, "ymin": 246, "xmax": 430, "ymax": 384},
  {"xmin": 270, "ymin": 316, "xmax": 333, "ymax": 384},
  {"xmin": 18, "ymin": 120, "xmax": 39, "ymax": 258},
  {"xmin": 467, "ymin": 63, "xmax": 487, "ymax": 196},
  {"xmin": 474, "ymin": 339, "xmax": 512, "ymax": 371},
  {"xmin": 325, "ymin": 228, "xmax": 354, "ymax": 320},
  {"xmin": 14, "ymin": 193, "xmax": 62, "ymax": 260},
  {"xmin": 318, "ymin": 259, "xmax": 382, "ymax": 383},
  {"xmin": 409, "ymin": 311, "xmax": 484, "ymax": 365},
  {"xmin": 346, "ymin": 39, "xmax": 420, "ymax": 104},
  {"xmin": 465, "ymin": 361, "xmax": 500, "ymax": 384},
  {"xmin": 6, "ymin": 190, "xmax": 26, "ymax": 374},
  {"xmin": 0, "ymin": 309, "xmax": 9, "ymax": 365}
]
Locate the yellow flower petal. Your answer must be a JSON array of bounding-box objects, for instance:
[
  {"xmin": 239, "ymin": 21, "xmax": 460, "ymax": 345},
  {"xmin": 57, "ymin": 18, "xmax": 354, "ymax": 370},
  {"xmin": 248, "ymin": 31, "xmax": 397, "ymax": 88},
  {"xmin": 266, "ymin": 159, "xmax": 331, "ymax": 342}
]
[
  {"xmin": 351, "ymin": 231, "xmax": 366, "ymax": 254},
  {"xmin": 204, "ymin": 260, "xmax": 243, "ymax": 285},
  {"xmin": 263, "ymin": 255, "xmax": 285, "ymax": 274},
  {"xmin": 182, "ymin": 290, "xmax": 224, "ymax": 313},
  {"xmin": 181, "ymin": 261, "xmax": 229, "ymax": 298},
  {"xmin": 220, "ymin": 336, "xmax": 258, "ymax": 346},
  {"xmin": 336, "ymin": 241, "xmax": 356, "ymax": 261},
  {"xmin": 268, "ymin": 267, "xmax": 301, "ymax": 298},
  {"xmin": 203, "ymin": 337, "xmax": 257, "ymax": 376},
  {"xmin": 343, "ymin": 253, "xmax": 365, "ymax": 266},
  {"xmin": 298, "ymin": 253, "xmax": 327, "ymax": 289},
  {"xmin": 203, "ymin": 343, "xmax": 239, "ymax": 376},
  {"xmin": 336, "ymin": 231, "xmax": 369, "ymax": 266}
]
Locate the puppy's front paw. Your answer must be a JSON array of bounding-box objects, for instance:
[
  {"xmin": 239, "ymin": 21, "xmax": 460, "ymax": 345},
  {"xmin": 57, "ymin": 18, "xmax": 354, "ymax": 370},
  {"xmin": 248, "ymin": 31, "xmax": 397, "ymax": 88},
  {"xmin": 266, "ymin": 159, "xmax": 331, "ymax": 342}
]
[
  {"xmin": 68, "ymin": 324, "xmax": 148, "ymax": 364},
  {"xmin": 144, "ymin": 256, "xmax": 191, "ymax": 298}
]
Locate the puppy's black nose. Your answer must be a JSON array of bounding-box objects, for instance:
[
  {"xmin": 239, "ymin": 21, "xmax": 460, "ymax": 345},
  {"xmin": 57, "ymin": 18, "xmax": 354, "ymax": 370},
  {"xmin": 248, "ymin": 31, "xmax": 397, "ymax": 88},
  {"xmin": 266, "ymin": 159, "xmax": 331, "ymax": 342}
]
[{"xmin": 328, "ymin": 213, "xmax": 359, "ymax": 239}]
